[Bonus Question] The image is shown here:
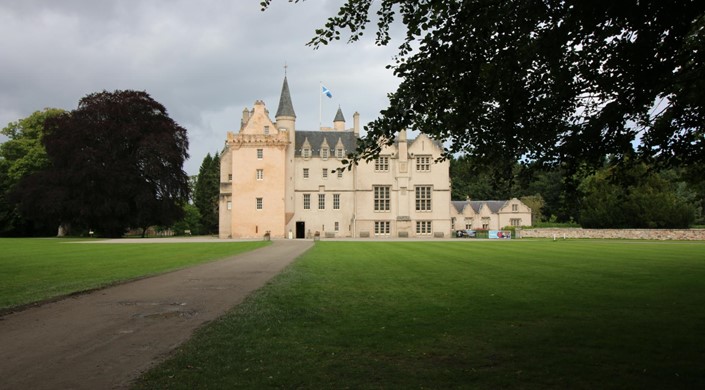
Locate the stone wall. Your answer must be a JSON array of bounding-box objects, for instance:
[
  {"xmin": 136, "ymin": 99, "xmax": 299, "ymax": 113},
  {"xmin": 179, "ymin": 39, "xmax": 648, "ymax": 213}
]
[{"xmin": 519, "ymin": 228, "xmax": 705, "ymax": 241}]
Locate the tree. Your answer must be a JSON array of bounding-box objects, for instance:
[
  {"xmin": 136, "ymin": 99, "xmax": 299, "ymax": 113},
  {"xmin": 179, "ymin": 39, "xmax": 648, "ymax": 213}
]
[
  {"xmin": 0, "ymin": 108, "xmax": 65, "ymax": 236},
  {"xmin": 264, "ymin": 0, "xmax": 705, "ymax": 171},
  {"xmin": 450, "ymin": 155, "xmax": 520, "ymax": 200},
  {"xmin": 193, "ymin": 152, "xmax": 220, "ymax": 234},
  {"xmin": 172, "ymin": 203, "xmax": 202, "ymax": 236},
  {"xmin": 14, "ymin": 90, "xmax": 190, "ymax": 237},
  {"xmin": 579, "ymin": 163, "xmax": 696, "ymax": 228},
  {"xmin": 519, "ymin": 194, "xmax": 545, "ymax": 225}
]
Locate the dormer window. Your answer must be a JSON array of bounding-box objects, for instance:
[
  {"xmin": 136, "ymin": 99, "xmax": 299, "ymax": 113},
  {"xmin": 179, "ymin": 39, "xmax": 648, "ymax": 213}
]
[
  {"xmin": 302, "ymin": 148, "xmax": 311, "ymax": 158},
  {"xmin": 336, "ymin": 148, "xmax": 344, "ymax": 158},
  {"xmin": 321, "ymin": 148, "xmax": 330, "ymax": 159}
]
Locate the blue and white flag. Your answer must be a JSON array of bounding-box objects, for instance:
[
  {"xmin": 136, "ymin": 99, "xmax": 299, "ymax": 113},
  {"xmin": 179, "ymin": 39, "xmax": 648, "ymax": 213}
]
[{"xmin": 321, "ymin": 85, "xmax": 333, "ymax": 98}]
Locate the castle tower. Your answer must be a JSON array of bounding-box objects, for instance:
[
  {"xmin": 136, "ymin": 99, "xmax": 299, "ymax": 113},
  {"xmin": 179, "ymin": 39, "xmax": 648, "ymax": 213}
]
[
  {"xmin": 220, "ymin": 100, "xmax": 289, "ymax": 238},
  {"xmin": 274, "ymin": 74, "xmax": 297, "ymax": 231}
]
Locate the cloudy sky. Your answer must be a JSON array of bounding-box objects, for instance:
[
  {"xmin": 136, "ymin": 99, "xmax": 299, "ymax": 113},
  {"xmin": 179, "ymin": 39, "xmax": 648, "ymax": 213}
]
[{"xmin": 0, "ymin": 0, "xmax": 401, "ymax": 175}]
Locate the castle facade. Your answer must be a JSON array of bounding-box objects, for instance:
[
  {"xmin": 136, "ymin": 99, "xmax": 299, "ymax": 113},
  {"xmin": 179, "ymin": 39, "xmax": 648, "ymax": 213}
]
[{"xmin": 219, "ymin": 76, "xmax": 530, "ymax": 238}]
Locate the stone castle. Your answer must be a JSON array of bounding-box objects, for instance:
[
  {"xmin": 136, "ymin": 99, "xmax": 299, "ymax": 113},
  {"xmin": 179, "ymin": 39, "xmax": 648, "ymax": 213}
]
[{"xmin": 219, "ymin": 76, "xmax": 531, "ymax": 238}]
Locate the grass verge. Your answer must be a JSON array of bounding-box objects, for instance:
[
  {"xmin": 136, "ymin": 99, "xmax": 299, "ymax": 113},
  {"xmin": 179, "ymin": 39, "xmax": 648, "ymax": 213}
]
[
  {"xmin": 0, "ymin": 238, "xmax": 269, "ymax": 311},
  {"xmin": 135, "ymin": 240, "xmax": 705, "ymax": 389}
]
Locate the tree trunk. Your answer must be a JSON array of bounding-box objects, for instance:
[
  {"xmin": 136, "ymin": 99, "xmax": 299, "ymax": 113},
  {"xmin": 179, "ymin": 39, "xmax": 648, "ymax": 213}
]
[{"xmin": 57, "ymin": 222, "xmax": 71, "ymax": 237}]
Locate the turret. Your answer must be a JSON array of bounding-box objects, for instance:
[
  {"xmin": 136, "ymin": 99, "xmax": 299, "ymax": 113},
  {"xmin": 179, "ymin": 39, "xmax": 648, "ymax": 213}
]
[
  {"xmin": 241, "ymin": 107, "xmax": 250, "ymax": 130},
  {"xmin": 275, "ymin": 75, "xmax": 296, "ymax": 141},
  {"xmin": 333, "ymin": 106, "xmax": 345, "ymax": 131}
]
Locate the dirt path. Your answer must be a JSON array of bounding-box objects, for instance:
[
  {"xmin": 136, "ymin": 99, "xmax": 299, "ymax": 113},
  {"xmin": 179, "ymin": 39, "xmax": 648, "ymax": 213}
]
[{"xmin": 0, "ymin": 239, "xmax": 314, "ymax": 390}]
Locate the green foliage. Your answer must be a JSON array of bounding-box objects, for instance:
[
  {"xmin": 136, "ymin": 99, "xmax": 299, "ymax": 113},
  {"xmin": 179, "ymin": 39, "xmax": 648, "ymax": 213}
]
[
  {"xmin": 137, "ymin": 241, "xmax": 705, "ymax": 389},
  {"xmin": 266, "ymin": 0, "xmax": 705, "ymax": 172},
  {"xmin": 171, "ymin": 203, "xmax": 202, "ymax": 235},
  {"xmin": 193, "ymin": 152, "xmax": 220, "ymax": 234},
  {"xmin": 0, "ymin": 238, "xmax": 269, "ymax": 310},
  {"xmin": 0, "ymin": 108, "xmax": 66, "ymax": 236},
  {"xmin": 519, "ymin": 194, "xmax": 545, "ymax": 223},
  {"xmin": 13, "ymin": 91, "xmax": 190, "ymax": 237},
  {"xmin": 579, "ymin": 163, "xmax": 696, "ymax": 228},
  {"xmin": 449, "ymin": 155, "xmax": 520, "ymax": 200}
]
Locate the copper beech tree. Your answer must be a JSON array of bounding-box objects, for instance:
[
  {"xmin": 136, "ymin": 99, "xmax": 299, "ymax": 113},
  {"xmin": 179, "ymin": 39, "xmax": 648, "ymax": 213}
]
[{"xmin": 15, "ymin": 90, "xmax": 190, "ymax": 237}]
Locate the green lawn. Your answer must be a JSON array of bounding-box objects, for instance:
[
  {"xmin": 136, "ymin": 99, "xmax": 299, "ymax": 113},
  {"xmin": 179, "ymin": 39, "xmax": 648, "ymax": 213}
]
[
  {"xmin": 135, "ymin": 240, "xmax": 705, "ymax": 389},
  {"xmin": 0, "ymin": 238, "xmax": 269, "ymax": 310}
]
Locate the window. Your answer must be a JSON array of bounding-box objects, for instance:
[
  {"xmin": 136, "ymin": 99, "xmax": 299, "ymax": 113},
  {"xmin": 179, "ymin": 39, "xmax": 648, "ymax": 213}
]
[
  {"xmin": 303, "ymin": 168, "xmax": 309, "ymax": 179},
  {"xmin": 322, "ymin": 168, "xmax": 328, "ymax": 179},
  {"xmin": 303, "ymin": 194, "xmax": 310, "ymax": 210},
  {"xmin": 227, "ymin": 174, "xmax": 232, "ymax": 181},
  {"xmin": 374, "ymin": 186, "xmax": 391, "ymax": 211},
  {"xmin": 416, "ymin": 220, "xmax": 432, "ymax": 235},
  {"xmin": 333, "ymin": 194, "xmax": 340, "ymax": 210},
  {"xmin": 510, "ymin": 218, "xmax": 522, "ymax": 226},
  {"xmin": 337, "ymin": 169, "xmax": 343, "ymax": 178},
  {"xmin": 227, "ymin": 201, "xmax": 232, "ymax": 210},
  {"xmin": 336, "ymin": 148, "xmax": 344, "ymax": 158},
  {"xmin": 318, "ymin": 194, "xmax": 325, "ymax": 210},
  {"xmin": 374, "ymin": 221, "xmax": 390, "ymax": 235},
  {"xmin": 264, "ymin": 125, "xmax": 270, "ymax": 135},
  {"xmin": 512, "ymin": 204, "xmax": 518, "ymax": 212},
  {"xmin": 375, "ymin": 156, "xmax": 389, "ymax": 171},
  {"xmin": 256, "ymin": 169, "xmax": 263, "ymax": 180},
  {"xmin": 256, "ymin": 197, "xmax": 263, "ymax": 210},
  {"xmin": 416, "ymin": 155, "xmax": 431, "ymax": 171},
  {"xmin": 334, "ymin": 221, "xmax": 339, "ymax": 231},
  {"xmin": 415, "ymin": 186, "xmax": 432, "ymax": 211},
  {"xmin": 257, "ymin": 148, "xmax": 263, "ymax": 159},
  {"xmin": 302, "ymin": 148, "xmax": 311, "ymax": 158},
  {"xmin": 321, "ymin": 148, "xmax": 329, "ymax": 159}
]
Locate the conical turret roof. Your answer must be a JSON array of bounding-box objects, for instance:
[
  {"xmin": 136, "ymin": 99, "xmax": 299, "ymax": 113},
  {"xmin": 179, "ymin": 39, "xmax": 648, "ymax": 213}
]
[
  {"xmin": 333, "ymin": 106, "xmax": 345, "ymax": 122},
  {"xmin": 275, "ymin": 76, "xmax": 296, "ymax": 118}
]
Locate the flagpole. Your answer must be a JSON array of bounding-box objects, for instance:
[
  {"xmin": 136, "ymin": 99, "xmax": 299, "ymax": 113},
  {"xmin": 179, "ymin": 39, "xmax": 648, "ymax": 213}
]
[{"xmin": 319, "ymin": 81, "xmax": 322, "ymax": 130}]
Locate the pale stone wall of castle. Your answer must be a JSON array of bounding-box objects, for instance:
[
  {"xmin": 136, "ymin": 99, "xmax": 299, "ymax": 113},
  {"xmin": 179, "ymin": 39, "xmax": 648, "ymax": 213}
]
[{"xmin": 289, "ymin": 153, "xmax": 356, "ymax": 238}]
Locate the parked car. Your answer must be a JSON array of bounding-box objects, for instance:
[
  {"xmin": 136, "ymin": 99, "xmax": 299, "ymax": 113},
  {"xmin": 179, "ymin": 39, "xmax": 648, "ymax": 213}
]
[{"xmin": 456, "ymin": 229, "xmax": 476, "ymax": 238}]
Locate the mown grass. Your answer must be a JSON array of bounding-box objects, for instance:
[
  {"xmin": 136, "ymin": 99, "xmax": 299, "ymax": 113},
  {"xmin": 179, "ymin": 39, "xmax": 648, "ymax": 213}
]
[
  {"xmin": 0, "ymin": 238, "xmax": 269, "ymax": 310},
  {"xmin": 135, "ymin": 240, "xmax": 705, "ymax": 389}
]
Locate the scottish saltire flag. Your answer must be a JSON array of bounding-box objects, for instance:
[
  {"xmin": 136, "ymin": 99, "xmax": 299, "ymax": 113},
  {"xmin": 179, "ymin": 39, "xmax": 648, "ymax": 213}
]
[{"xmin": 321, "ymin": 85, "xmax": 333, "ymax": 98}]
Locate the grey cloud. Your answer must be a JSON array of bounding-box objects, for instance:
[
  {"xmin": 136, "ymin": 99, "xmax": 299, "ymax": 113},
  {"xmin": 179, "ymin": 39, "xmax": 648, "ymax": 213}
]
[{"xmin": 0, "ymin": 0, "xmax": 400, "ymax": 174}]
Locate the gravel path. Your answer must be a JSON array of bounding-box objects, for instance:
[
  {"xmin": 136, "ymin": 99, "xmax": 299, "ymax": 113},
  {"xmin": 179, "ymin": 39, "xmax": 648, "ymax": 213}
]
[{"xmin": 0, "ymin": 239, "xmax": 314, "ymax": 390}]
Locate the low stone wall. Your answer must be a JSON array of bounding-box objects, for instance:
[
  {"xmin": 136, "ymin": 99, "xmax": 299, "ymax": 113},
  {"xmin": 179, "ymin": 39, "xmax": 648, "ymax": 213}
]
[{"xmin": 520, "ymin": 228, "xmax": 705, "ymax": 241}]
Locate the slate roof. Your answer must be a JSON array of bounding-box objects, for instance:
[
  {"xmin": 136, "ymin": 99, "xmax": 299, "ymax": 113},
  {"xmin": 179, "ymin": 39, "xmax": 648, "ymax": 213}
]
[
  {"xmin": 295, "ymin": 131, "xmax": 357, "ymax": 157},
  {"xmin": 397, "ymin": 136, "xmax": 444, "ymax": 150},
  {"xmin": 451, "ymin": 201, "xmax": 467, "ymax": 213},
  {"xmin": 452, "ymin": 200, "xmax": 509, "ymax": 214},
  {"xmin": 275, "ymin": 76, "xmax": 296, "ymax": 118}
]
